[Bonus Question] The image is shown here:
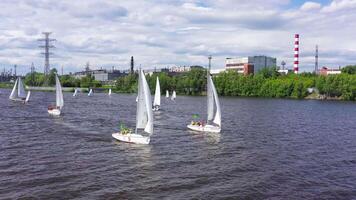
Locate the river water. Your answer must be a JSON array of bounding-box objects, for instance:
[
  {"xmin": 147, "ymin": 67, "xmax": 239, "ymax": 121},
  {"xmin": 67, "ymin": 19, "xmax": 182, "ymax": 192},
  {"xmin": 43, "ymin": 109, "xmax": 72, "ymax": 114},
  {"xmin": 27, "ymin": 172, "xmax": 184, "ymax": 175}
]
[{"xmin": 0, "ymin": 89, "xmax": 355, "ymax": 199}]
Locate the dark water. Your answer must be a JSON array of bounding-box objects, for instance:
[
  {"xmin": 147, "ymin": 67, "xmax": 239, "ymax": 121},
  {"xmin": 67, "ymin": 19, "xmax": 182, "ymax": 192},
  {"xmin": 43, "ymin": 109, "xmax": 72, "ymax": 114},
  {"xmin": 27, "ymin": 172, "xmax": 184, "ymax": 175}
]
[{"xmin": 0, "ymin": 88, "xmax": 355, "ymax": 199}]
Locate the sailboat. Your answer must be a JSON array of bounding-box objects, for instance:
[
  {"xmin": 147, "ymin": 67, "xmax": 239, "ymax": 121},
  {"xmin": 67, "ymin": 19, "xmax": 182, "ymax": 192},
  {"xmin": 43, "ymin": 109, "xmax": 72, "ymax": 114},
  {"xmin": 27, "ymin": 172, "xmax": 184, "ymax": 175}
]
[
  {"xmin": 171, "ymin": 90, "xmax": 176, "ymax": 101},
  {"xmin": 112, "ymin": 70, "xmax": 153, "ymax": 145},
  {"xmin": 48, "ymin": 75, "xmax": 64, "ymax": 116},
  {"xmin": 187, "ymin": 73, "xmax": 221, "ymax": 133},
  {"xmin": 153, "ymin": 77, "xmax": 161, "ymax": 111},
  {"xmin": 88, "ymin": 88, "xmax": 93, "ymax": 96},
  {"xmin": 166, "ymin": 90, "xmax": 169, "ymax": 98},
  {"xmin": 73, "ymin": 88, "xmax": 78, "ymax": 97},
  {"xmin": 108, "ymin": 88, "xmax": 112, "ymax": 96},
  {"xmin": 9, "ymin": 77, "xmax": 30, "ymax": 103}
]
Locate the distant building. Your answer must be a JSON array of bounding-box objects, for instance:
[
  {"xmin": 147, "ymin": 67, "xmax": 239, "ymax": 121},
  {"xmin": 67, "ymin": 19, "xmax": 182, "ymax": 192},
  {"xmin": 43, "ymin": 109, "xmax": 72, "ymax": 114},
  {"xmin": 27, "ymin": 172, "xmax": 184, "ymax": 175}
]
[
  {"xmin": 72, "ymin": 69, "xmax": 128, "ymax": 82},
  {"xmin": 225, "ymin": 56, "xmax": 277, "ymax": 75},
  {"xmin": 210, "ymin": 68, "xmax": 226, "ymax": 75},
  {"xmin": 319, "ymin": 67, "xmax": 341, "ymax": 76}
]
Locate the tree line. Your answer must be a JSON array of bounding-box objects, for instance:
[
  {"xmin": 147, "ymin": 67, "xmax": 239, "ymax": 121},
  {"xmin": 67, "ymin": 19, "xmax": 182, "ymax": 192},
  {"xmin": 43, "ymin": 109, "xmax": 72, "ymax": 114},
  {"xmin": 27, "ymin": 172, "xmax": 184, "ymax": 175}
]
[
  {"xmin": 115, "ymin": 66, "xmax": 356, "ymax": 101},
  {"xmin": 21, "ymin": 65, "xmax": 356, "ymax": 101}
]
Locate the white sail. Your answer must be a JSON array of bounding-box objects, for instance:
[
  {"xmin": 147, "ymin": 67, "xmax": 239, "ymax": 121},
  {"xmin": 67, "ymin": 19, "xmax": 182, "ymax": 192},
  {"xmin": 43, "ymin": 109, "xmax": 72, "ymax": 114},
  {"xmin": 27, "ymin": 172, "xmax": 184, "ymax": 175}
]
[
  {"xmin": 108, "ymin": 88, "xmax": 112, "ymax": 96},
  {"xmin": 153, "ymin": 77, "xmax": 161, "ymax": 107},
  {"xmin": 166, "ymin": 90, "xmax": 169, "ymax": 98},
  {"xmin": 136, "ymin": 70, "xmax": 148, "ymax": 130},
  {"xmin": 208, "ymin": 75, "xmax": 221, "ymax": 127},
  {"xmin": 171, "ymin": 90, "xmax": 176, "ymax": 100},
  {"xmin": 9, "ymin": 78, "xmax": 18, "ymax": 100},
  {"xmin": 17, "ymin": 78, "xmax": 27, "ymax": 98},
  {"xmin": 88, "ymin": 89, "xmax": 93, "ymax": 96},
  {"xmin": 73, "ymin": 88, "xmax": 78, "ymax": 97},
  {"xmin": 136, "ymin": 70, "xmax": 153, "ymax": 135},
  {"xmin": 55, "ymin": 75, "xmax": 64, "ymax": 109},
  {"xmin": 142, "ymin": 71, "xmax": 153, "ymax": 135},
  {"xmin": 25, "ymin": 91, "xmax": 31, "ymax": 102},
  {"xmin": 207, "ymin": 73, "xmax": 214, "ymax": 121}
]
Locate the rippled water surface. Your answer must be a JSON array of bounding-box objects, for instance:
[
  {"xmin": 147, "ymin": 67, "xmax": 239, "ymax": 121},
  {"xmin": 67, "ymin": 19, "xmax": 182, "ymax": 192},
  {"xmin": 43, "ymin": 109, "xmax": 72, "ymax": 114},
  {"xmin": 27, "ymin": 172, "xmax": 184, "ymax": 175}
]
[{"xmin": 0, "ymin": 88, "xmax": 355, "ymax": 199}]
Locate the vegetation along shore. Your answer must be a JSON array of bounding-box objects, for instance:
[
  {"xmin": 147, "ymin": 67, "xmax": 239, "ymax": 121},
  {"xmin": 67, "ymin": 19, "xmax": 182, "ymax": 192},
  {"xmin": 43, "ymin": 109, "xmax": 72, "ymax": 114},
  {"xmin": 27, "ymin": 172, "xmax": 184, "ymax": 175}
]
[{"xmin": 2, "ymin": 65, "xmax": 355, "ymax": 101}]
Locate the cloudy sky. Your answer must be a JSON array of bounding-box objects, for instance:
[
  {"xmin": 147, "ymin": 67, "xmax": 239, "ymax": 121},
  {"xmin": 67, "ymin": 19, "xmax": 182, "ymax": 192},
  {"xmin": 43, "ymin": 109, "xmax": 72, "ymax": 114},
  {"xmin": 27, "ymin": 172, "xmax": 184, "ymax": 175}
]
[{"xmin": 1, "ymin": 0, "xmax": 356, "ymax": 75}]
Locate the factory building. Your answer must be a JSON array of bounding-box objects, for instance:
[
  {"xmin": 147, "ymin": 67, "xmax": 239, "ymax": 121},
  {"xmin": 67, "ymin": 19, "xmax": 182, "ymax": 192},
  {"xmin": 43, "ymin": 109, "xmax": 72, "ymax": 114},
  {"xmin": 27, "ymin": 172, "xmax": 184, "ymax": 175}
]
[
  {"xmin": 72, "ymin": 69, "xmax": 127, "ymax": 82},
  {"xmin": 225, "ymin": 56, "xmax": 277, "ymax": 75},
  {"xmin": 319, "ymin": 67, "xmax": 341, "ymax": 76}
]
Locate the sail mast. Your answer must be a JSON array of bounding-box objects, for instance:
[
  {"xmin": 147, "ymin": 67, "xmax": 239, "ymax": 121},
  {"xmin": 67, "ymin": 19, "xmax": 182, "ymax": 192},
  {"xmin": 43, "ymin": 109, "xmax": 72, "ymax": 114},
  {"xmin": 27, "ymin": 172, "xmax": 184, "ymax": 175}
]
[{"xmin": 207, "ymin": 55, "xmax": 214, "ymax": 123}]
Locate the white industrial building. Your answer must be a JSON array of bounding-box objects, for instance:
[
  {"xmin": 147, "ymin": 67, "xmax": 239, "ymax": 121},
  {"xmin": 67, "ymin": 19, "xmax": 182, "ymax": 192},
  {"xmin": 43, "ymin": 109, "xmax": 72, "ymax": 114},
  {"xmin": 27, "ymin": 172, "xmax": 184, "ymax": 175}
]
[{"xmin": 225, "ymin": 56, "xmax": 277, "ymax": 75}]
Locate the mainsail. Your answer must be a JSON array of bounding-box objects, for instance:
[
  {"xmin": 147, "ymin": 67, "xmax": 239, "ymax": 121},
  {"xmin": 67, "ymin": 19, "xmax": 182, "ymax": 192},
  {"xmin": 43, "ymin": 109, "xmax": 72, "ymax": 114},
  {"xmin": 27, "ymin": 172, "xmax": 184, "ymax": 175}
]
[
  {"xmin": 208, "ymin": 75, "xmax": 221, "ymax": 127},
  {"xmin": 17, "ymin": 78, "xmax": 27, "ymax": 98},
  {"xmin": 73, "ymin": 88, "xmax": 78, "ymax": 97},
  {"xmin": 9, "ymin": 78, "xmax": 18, "ymax": 100},
  {"xmin": 153, "ymin": 77, "xmax": 161, "ymax": 107},
  {"xmin": 55, "ymin": 75, "xmax": 64, "ymax": 109},
  {"xmin": 136, "ymin": 70, "xmax": 153, "ymax": 135},
  {"xmin": 171, "ymin": 91, "xmax": 176, "ymax": 100}
]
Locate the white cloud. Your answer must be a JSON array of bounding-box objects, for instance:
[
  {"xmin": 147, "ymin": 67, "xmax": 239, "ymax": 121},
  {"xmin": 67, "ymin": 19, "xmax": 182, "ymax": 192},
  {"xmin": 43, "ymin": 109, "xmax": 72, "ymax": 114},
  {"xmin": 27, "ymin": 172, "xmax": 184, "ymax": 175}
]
[
  {"xmin": 0, "ymin": 0, "xmax": 356, "ymax": 75},
  {"xmin": 322, "ymin": 0, "xmax": 356, "ymax": 12},
  {"xmin": 301, "ymin": 2, "xmax": 321, "ymax": 11}
]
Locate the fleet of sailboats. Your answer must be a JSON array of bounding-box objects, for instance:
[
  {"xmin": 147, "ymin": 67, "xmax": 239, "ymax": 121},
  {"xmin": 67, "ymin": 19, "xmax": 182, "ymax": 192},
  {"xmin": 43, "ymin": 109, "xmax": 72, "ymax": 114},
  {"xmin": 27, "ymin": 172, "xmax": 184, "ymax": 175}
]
[
  {"xmin": 6, "ymin": 62, "xmax": 222, "ymax": 145},
  {"xmin": 112, "ymin": 70, "xmax": 153, "ymax": 144},
  {"xmin": 153, "ymin": 77, "xmax": 160, "ymax": 111},
  {"xmin": 47, "ymin": 75, "xmax": 64, "ymax": 116},
  {"xmin": 9, "ymin": 77, "xmax": 30, "ymax": 103}
]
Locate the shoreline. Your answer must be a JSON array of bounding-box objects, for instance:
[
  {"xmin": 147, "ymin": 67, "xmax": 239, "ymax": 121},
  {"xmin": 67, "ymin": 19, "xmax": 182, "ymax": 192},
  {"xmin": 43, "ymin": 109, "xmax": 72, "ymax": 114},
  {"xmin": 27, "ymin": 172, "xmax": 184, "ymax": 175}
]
[{"xmin": 1, "ymin": 87, "xmax": 353, "ymax": 102}]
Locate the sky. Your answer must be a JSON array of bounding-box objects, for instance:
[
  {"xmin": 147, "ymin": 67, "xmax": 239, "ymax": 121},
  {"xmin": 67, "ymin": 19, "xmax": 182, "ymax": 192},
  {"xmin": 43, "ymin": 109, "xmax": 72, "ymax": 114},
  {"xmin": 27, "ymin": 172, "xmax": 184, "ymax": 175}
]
[{"xmin": 1, "ymin": 0, "xmax": 356, "ymax": 75}]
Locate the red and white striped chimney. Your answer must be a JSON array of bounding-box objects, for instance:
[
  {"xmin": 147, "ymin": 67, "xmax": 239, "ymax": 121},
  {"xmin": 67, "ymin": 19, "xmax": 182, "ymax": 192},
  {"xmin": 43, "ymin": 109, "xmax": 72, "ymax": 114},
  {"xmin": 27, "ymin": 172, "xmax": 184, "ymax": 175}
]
[{"xmin": 294, "ymin": 34, "xmax": 299, "ymax": 74}]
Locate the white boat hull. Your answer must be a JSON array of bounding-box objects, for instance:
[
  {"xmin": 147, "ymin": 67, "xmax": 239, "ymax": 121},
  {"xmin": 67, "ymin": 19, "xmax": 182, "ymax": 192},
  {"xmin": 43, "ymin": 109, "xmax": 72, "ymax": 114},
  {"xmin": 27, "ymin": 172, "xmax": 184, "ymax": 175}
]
[
  {"xmin": 187, "ymin": 124, "xmax": 221, "ymax": 133},
  {"xmin": 10, "ymin": 98, "xmax": 26, "ymax": 103},
  {"xmin": 48, "ymin": 108, "xmax": 61, "ymax": 116},
  {"xmin": 112, "ymin": 133, "xmax": 150, "ymax": 144}
]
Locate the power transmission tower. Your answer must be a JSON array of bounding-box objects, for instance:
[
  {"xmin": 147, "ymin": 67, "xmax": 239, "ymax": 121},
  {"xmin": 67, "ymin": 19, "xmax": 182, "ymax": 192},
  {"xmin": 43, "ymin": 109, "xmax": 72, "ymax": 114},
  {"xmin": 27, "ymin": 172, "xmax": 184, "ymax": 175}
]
[{"xmin": 38, "ymin": 32, "xmax": 56, "ymax": 85}]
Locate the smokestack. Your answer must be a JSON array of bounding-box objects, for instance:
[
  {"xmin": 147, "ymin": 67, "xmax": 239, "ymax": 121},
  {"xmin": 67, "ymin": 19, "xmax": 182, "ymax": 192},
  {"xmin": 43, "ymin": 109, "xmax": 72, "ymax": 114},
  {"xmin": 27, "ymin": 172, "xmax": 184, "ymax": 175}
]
[{"xmin": 294, "ymin": 34, "xmax": 299, "ymax": 74}]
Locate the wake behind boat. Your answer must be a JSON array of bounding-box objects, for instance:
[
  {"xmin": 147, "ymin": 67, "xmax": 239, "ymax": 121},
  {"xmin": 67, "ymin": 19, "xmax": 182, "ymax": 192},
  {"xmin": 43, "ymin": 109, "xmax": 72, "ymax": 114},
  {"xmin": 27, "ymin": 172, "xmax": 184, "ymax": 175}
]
[
  {"xmin": 9, "ymin": 77, "xmax": 31, "ymax": 103},
  {"xmin": 48, "ymin": 74, "xmax": 64, "ymax": 116},
  {"xmin": 112, "ymin": 69, "xmax": 153, "ymax": 145},
  {"xmin": 187, "ymin": 65, "xmax": 221, "ymax": 133}
]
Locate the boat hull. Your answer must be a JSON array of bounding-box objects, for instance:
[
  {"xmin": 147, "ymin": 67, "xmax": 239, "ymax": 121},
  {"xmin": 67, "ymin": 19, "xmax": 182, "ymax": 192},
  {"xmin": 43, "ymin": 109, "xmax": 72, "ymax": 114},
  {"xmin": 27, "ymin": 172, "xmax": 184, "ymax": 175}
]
[
  {"xmin": 48, "ymin": 108, "xmax": 61, "ymax": 116},
  {"xmin": 187, "ymin": 124, "xmax": 221, "ymax": 133},
  {"xmin": 10, "ymin": 98, "xmax": 26, "ymax": 103},
  {"xmin": 112, "ymin": 133, "xmax": 150, "ymax": 144}
]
